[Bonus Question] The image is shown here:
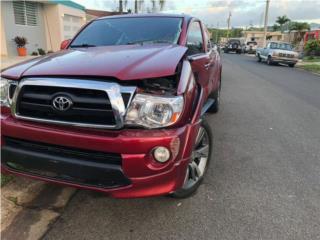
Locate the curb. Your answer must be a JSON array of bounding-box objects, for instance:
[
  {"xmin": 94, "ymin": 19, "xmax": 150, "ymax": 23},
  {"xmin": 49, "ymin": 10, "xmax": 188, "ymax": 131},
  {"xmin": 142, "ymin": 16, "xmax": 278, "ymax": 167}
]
[{"xmin": 1, "ymin": 176, "xmax": 76, "ymax": 240}]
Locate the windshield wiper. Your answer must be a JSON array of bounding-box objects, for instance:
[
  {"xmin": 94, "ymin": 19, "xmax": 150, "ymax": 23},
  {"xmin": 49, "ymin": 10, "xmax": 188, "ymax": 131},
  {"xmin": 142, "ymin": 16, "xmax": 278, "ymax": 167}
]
[{"xmin": 70, "ymin": 43, "xmax": 96, "ymax": 48}]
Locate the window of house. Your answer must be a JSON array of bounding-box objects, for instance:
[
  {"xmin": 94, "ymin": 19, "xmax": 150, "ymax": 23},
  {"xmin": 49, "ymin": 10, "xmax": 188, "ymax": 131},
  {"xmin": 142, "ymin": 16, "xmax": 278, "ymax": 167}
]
[
  {"xmin": 13, "ymin": 0, "xmax": 38, "ymax": 26},
  {"xmin": 186, "ymin": 21, "xmax": 204, "ymax": 55}
]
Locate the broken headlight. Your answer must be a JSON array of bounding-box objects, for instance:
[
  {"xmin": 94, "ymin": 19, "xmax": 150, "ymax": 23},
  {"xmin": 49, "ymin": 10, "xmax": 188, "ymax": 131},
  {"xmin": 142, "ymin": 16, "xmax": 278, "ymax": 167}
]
[{"xmin": 125, "ymin": 94, "xmax": 184, "ymax": 128}]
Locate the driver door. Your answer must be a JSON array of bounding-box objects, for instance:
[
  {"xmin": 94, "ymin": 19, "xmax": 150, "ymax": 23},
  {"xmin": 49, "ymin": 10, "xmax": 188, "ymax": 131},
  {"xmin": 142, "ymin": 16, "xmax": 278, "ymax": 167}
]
[{"xmin": 186, "ymin": 21, "xmax": 216, "ymax": 95}]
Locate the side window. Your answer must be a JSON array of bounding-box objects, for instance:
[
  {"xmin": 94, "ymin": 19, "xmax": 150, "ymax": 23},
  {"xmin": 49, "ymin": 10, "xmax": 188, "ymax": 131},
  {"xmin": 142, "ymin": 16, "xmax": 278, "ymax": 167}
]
[{"xmin": 186, "ymin": 21, "xmax": 204, "ymax": 55}]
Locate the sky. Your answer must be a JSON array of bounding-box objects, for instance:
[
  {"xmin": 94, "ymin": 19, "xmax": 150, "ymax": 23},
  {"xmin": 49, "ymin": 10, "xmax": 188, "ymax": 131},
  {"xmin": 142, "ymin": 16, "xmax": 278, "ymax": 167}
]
[{"xmin": 74, "ymin": 0, "xmax": 320, "ymax": 28}]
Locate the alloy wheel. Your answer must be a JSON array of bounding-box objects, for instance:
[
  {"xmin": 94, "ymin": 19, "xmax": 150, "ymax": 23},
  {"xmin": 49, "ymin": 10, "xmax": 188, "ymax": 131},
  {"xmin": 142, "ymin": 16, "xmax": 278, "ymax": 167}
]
[{"xmin": 182, "ymin": 126, "xmax": 210, "ymax": 189}]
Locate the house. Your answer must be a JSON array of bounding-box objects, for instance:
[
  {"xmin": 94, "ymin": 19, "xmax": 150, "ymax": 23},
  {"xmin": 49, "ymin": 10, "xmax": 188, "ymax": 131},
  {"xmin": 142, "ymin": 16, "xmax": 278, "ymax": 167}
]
[
  {"xmin": 85, "ymin": 9, "xmax": 125, "ymax": 22},
  {"xmin": 242, "ymin": 31, "xmax": 284, "ymax": 47},
  {"xmin": 0, "ymin": 0, "xmax": 86, "ymax": 56}
]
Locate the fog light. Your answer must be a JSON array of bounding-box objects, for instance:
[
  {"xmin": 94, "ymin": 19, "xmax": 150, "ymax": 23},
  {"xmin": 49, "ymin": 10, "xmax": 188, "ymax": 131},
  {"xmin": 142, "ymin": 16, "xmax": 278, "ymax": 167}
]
[{"xmin": 153, "ymin": 146, "xmax": 170, "ymax": 163}]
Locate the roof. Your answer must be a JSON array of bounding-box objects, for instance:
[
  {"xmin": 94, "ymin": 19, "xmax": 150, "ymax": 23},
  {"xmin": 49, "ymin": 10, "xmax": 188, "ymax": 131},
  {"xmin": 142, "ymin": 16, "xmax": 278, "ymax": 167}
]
[
  {"xmin": 86, "ymin": 9, "xmax": 126, "ymax": 17},
  {"xmin": 243, "ymin": 30, "xmax": 282, "ymax": 35},
  {"xmin": 49, "ymin": 0, "xmax": 85, "ymax": 11}
]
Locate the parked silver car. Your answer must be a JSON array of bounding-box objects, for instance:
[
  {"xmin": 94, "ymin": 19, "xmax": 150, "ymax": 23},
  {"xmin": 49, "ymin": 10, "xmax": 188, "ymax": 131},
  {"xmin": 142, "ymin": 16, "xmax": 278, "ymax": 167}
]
[{"xmin": 256, "ymin": 41, "xmax": 299, "ymax": 67}]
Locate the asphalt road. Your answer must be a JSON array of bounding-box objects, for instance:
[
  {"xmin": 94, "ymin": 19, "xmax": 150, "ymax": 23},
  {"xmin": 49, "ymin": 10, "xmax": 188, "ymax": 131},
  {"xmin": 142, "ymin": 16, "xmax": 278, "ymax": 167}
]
[{"xmin": 43, "ymin": 54, "xmax": 320, "ymax": 240}]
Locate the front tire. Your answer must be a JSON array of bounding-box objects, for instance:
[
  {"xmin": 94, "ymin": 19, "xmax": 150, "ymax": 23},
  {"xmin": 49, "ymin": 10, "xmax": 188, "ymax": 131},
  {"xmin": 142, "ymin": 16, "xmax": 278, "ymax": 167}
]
[
  {"xmin": 170, "ymin": 119, "xmax": 213, "ymax": 198},
  {"xmin": 288, "ymin": 63, "xmax": 295, "ymax": 68},
  {"xmin": 257, "ymin": 54, "xmax": 262, "ymax": 62},
  {"xmin": 267, "ymin": 56, "xmax": 273, "ymax": 65}
]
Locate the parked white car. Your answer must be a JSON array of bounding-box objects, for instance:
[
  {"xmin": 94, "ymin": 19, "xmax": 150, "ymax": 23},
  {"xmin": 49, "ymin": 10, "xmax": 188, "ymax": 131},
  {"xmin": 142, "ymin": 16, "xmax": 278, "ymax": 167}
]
[
  {"xmin": 244, "ymin": 41, "xmax": 258, "ymax": 54},
  {"xmin": 256, "ymin": 41, "xmax": 299, "ymax": 67}
]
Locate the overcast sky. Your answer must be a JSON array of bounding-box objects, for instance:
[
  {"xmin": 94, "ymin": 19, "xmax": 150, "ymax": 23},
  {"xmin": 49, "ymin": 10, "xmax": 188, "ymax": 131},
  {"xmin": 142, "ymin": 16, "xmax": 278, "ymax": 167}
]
[{"xmin": 74, "ymin": 0, "xmax": 320, "ymax": 28}]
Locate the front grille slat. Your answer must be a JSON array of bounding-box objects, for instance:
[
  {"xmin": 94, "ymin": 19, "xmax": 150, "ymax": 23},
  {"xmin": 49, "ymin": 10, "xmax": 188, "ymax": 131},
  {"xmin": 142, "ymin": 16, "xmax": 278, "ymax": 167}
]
[{"xmin": 17, "ymin": 85, "xmax": 116, "ymax": 126}]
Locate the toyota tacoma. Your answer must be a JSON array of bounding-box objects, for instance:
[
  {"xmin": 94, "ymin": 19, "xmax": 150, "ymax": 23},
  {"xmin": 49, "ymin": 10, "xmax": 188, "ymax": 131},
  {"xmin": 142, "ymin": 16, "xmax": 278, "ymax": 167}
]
[{"xmin": 1, "ymin": 14, "xmax": 222, "ymax": 198}]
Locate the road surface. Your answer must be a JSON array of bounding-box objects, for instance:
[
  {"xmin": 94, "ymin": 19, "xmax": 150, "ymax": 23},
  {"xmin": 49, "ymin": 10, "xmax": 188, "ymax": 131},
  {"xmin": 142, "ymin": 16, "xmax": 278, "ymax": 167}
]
[{"xmin": 44, "ymin": 53, "xmax": 320, "ymax": 240}]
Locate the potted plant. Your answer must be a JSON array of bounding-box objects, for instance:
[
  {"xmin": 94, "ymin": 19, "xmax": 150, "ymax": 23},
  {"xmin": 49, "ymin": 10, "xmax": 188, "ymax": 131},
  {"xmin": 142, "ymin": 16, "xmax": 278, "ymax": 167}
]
[{"xmin": 13, "ymin": 36, "xmax": 28, "ymax": 56}]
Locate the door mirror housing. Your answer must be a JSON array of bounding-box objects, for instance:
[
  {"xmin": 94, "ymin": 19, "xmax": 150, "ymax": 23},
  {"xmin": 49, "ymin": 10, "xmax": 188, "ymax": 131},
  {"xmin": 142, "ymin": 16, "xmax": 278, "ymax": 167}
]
[{"xmin": 60, "ymin": 39, "xmax": 71, "ymax": 50}]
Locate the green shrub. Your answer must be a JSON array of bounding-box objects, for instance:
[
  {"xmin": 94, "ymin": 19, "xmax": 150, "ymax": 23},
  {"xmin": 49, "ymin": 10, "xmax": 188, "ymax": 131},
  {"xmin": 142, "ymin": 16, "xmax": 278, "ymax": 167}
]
[
  {"xmin": 13, "ymin": 36, "xmax": 28, "ymax": 48},
  {"xmin": 31, "ymin": 51, "xmax": 38, "ymax": 56},
  {"xmin": 37, "ymin": 48, "xmax": 46, "ymax": 55},
  {"xmin": 304, "ymin": 39, "xmax": 320, "ymax": 56}
]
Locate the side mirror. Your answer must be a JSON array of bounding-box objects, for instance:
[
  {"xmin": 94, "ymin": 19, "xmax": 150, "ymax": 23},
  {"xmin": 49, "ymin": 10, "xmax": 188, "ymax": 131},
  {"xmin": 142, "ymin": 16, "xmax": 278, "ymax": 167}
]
[{"xmin": 60, "ymin": 39, "xmax": 71, "ymax": 50}]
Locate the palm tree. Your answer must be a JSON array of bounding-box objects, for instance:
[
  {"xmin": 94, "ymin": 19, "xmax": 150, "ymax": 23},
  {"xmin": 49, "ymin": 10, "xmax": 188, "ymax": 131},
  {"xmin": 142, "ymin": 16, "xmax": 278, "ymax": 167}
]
[
  {"xmin": 276, "ymin": 15, "xmax": 290, "ymax": 33},
  {"xmin": 290, "ymin": 22, "xmax": 310, "ymax": 42}
]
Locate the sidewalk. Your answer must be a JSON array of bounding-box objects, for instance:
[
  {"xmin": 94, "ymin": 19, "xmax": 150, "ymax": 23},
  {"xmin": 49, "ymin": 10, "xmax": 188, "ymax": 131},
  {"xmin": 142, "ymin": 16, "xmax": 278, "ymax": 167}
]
[{"xmin": 1, "ymin": 56, "xmax": 37, "ymax": 70}]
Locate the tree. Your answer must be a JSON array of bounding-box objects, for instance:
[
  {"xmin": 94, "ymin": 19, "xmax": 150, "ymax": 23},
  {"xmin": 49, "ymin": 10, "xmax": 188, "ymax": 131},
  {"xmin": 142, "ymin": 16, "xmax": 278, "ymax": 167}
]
[
  {"xmin": 272, "ymin": 24, "xmax": 280, "ymax": 32},
  {"xmin": 276, "ymin": 15, "xmax": 290, "ymax": 33},
  {"xmin": 290, "ymin": 21, "xmax": 311, "ymax": 42}
]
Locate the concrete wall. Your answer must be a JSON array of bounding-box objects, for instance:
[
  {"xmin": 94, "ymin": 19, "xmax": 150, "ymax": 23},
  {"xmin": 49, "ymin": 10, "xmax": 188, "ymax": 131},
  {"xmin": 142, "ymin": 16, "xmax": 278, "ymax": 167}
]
[
  {"xmin": 43, "ymin": 4, "xmax": 85, "ymax": 52},
  {"xmin": 43, "ymin": 4, "xmax": 61, "ymax": 51},
  {"xmin": 0, "ymin": 12, "xmax": 8, "ymax": 56},
  {"xmin": 243, "ymin": 31, "xmax": 284, "ymax": 47},
  {"xmin": 1, "ymin": 1, "xmax": 47, "ymax": 56}
]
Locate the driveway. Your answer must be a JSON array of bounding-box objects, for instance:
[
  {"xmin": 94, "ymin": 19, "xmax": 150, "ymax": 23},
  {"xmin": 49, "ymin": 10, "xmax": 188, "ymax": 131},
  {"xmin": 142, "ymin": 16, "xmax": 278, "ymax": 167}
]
[{"xmin": 41, "ymin": 53, "xmax": 320, "ymax": 240}]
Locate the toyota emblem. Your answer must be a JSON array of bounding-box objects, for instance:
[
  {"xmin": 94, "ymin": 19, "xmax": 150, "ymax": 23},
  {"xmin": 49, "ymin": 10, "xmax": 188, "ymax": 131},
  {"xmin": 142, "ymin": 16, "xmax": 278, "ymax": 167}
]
[{"xmin": 52, "ymin": 96, "xmax": 73, "ymax": 111}]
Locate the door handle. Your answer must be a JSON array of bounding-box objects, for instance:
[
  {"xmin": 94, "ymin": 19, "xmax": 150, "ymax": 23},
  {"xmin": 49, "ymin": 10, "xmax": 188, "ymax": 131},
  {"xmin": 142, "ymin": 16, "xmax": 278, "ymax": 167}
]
[{"xmin": 204, "ymin": 62, "xmax": 214, "ymax": 70}]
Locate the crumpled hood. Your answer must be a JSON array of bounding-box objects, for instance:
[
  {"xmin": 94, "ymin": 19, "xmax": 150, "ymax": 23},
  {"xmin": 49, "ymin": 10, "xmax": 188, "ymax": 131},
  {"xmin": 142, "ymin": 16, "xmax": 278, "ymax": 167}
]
[{"xmin": 2, "ymin": 44, "xmax": 188, "ymax": 80}]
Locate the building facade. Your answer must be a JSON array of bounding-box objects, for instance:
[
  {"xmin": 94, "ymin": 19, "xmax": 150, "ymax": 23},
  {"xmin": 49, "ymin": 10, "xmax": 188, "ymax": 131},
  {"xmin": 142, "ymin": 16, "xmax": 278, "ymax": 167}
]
[
  {"xmin": 0, "ymin": 0, "xmax": 86, "ymax": 56},
  {"xmin": 242, "ymin": 31, "xmax": 284, "ymax": 47}
]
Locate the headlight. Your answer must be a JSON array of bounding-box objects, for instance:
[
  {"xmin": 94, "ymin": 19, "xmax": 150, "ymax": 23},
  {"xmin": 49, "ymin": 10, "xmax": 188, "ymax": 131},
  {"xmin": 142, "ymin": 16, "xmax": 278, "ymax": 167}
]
[
  {"xmin": 0, "ymin": 77, "xmax": 10, "ymax": 107},
  {"xmin": 125, "ymin": 94, "xmax": 184, "ymax": 128}
]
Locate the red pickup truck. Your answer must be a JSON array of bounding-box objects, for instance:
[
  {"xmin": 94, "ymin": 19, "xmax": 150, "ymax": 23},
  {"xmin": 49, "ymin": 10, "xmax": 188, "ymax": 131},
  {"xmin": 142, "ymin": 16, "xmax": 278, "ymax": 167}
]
[{"xmin": 1, "ymin": 14, "xmax": 222, "ymax": 198}]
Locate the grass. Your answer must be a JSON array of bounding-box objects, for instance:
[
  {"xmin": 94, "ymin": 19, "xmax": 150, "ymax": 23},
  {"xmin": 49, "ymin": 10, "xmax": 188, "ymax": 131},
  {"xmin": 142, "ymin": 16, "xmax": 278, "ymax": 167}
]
[
  {"xmin": 299, "ymin": 64, "xmax": 320, "ymax": 74},
  {"xmin": 1, "ymin": 173, "xmax": 13, "ymax": 187},
  {"xmin": 303, "ymin": 56, "xmax": 320, "ymax": 62}
]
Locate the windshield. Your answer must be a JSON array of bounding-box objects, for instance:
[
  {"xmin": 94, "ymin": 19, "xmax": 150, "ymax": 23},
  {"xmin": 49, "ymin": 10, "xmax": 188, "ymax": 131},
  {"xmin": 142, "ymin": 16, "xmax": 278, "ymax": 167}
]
[
  {"xmin": 229, "ymin": 40, "xmax": 240, "ymax": 44},
  {"xmin": 70, "ymin": 17, "xmax": 183, "ymax": 48},
  {"xmin": 270, "ymin": 42, "xmax": 293, "ymax": 50}
]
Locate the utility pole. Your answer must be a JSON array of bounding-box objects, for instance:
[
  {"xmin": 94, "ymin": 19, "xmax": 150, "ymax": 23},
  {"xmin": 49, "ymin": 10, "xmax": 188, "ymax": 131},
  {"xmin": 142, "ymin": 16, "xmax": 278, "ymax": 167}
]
[
  {"xmin": 227, "ymin": 12, "xmax": 231, "ymax": 40},
  {"xmin": 263, "ymin": 0, "xmax": 270, "ymax": 47},
  {"xmin": 215, "ymin": 21, "xmax": 219, "ymax": 43}
]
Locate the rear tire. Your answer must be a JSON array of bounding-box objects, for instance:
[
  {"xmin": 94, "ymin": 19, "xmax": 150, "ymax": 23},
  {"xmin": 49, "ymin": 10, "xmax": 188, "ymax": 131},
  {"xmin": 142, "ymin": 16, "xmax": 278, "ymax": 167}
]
[
  {"xmin": 288, "ymin": 63, "xmax": 295, "ymax": 68},
  {"xmin": 170, "ymin": 119, "xmax": 213, "ymax": 198}
]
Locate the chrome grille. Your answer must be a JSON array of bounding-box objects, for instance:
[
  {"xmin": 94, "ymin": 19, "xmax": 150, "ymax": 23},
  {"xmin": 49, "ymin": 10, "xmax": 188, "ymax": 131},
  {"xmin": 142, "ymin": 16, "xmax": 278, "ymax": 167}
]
[
  {"xmin": 279, "ymin": 53, "xmax": 294, "ymax": 58},
  {"xmin": 11, "ymin": 78, "xmax": 136, "ymax": 129}
]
